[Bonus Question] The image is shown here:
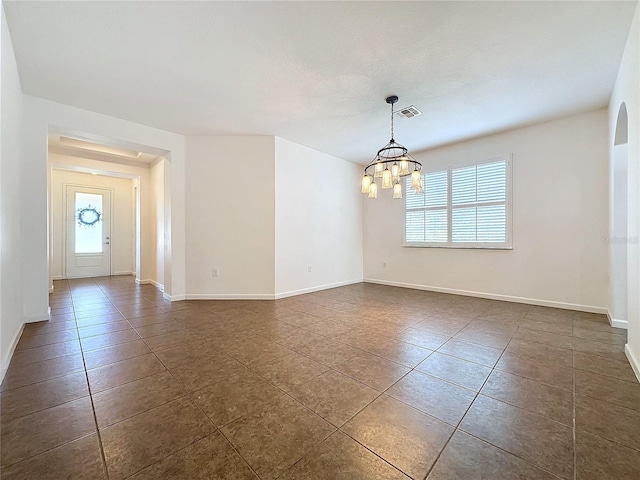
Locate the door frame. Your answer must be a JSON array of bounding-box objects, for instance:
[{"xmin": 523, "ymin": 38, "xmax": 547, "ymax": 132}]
[{"xmin": 63, "ymin": 182, "xmax": 114, "ymax": 279}]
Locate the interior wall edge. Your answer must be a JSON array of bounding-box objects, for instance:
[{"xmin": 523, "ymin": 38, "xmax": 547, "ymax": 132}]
[
  {"xmin": 0, "ymin": 323, "xmax": 25, "ymax": 385},
  {"xmin": 625, "ymin": 343, "xmax": 640, "ymax": 383},
  {"xmin": 607, "ymin": 309, "xmax": 629, "ymax": 330},
  {"xmin": 135, "ymin": 278, "xmax": 164, "ymax": 291}
]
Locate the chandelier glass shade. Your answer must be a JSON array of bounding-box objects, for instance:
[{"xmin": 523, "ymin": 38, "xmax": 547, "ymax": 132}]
[{"xmin": 361, "ymin": 95, "xmax": 422, "ymax": 199}]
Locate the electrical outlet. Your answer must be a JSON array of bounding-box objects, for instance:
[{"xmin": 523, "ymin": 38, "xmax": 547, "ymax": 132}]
[
  {"xmin": 212, "ymin": 268, "xmax": 219, "ymax": 277},
  {"xmin": 307, "ymin": 265, "xmax": 312, "ymax": 273}
]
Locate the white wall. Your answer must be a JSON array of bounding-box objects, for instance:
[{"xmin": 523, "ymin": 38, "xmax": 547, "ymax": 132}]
[
  {"xmin": 150, "ymin": 159, "xmax": 165, "ymax": 288},
  {"xmin": 364, "ymin": 109, "xmax": 609, "ymax": 311},
  {"xmin": 274, "ymin": 137, "xmax": 363, "ymax": 297},
  {"xmin": 21, "ymin": 96, "xmax": 186, "ymax": 318},
  {"xmin": 0, "ymin": 4, "xmax": 24, "ymax": 377},
  {"xmin": 50, "ymin": 170, "xmax": 135, "ymax": 279},
  {"xmin": 185, "ymin": 136, "xmax": 275, "ymax": 297},
  {"xmin": 609, "ymin": 3, "xmax": 640, "ymax": 380}
]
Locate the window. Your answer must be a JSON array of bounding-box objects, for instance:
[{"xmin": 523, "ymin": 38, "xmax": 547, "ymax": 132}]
[
  {"xmin": 404, "ymin": 156, "xmax": 511, "ymax": 248},
  {"xmin": 74, "ymin": 192, "xmax": 104, "ymax": 254}
]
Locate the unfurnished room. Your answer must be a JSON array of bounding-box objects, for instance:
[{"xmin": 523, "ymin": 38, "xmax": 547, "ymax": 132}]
[{"xmin": 0, "ymin": 1, "xmax": 639, "ymax": 479}]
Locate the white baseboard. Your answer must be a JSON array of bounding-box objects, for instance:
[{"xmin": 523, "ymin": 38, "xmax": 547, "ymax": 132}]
[
  {"xmin": 274, "ymin": 279, "xmax": 363, "ymax": 300},
  {"xmin": 113, "ymin": 271, "xmax": 135, "ymax": 276},
  {"xmin": 24, "ymin": 311, "xmax": 51, "ymax": 324},
  {"xmin": 606, "ymin": 310, "xmax": 628, "ymax": 329},
  {"xmin": 363, "ymin": 278, "xmax": 607, "ymax": 314},
  {"xmin": 49, "ymin": 285, "xmax": 54, "ymax": 293},
  {"xmin": 185, "ymin": 293, "xmax": 275, "ymax": 300},
  {"xmin": 52, "ymin": 275, "xmax": 64, "ymax": 281},
  {"xmin": 135, "ymin": 278, "xmax": 164, "ymax": 291},
  {"xmin": 625, "ymin": 344, "xmax": 640, "ymax": 383},
  {"xmin": 1, "ymin": 310, "xmax": 50, "ymax": 383},
  {"xmin": 164, "ymin": 293, "xmax": 186, "ymax": 301},
  {"xmin": 0, "ymin": 323, "xmax": 25, "ymax": 384},
  {"xmin": 183, "ymin": 279, "xmax": 363, "ymax": 301}
]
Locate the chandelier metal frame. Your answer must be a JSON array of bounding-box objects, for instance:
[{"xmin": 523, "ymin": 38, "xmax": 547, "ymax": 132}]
[{"xmin": 362, "ymin": 96, "xmax": 423, "ymax": 199}]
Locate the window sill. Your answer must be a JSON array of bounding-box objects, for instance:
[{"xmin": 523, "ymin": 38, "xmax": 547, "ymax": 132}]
[{"xmin": 402, "ymin": 243, "xmax": 513, "ymax": 250}]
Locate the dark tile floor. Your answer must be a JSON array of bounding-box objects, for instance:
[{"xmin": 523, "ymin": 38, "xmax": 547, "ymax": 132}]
[{"xmin": 1, "ymin": 276, "xmax": 639, "ymax": 479}]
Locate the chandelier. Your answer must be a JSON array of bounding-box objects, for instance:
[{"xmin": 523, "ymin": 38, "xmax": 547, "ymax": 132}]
[{"xmin": 361, "ymin": 95, "xmax": 423, "ymax": 199}]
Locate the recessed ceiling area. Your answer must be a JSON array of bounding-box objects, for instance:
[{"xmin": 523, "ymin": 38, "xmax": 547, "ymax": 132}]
[
  {"xmin": 48, "ymin": 133, "xmax": 164, "ymax": 167},
  {"xmin": 5, "ymin": 1, "xmax": 637, "ymax": 163},
  {"xmin": 58, "ymin": 137, "xmax": 142, "ymax": 160}
]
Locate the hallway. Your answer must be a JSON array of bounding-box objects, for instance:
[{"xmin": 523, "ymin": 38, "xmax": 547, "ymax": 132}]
[{"xmin": 1, "ymin": 276, "xmax": 639, "ymax": 479}]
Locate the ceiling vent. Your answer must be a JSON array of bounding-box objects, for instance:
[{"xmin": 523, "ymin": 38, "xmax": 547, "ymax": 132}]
[{"xmin": 395, "ymin": 105, "xmax": 422, "ymax": 119}]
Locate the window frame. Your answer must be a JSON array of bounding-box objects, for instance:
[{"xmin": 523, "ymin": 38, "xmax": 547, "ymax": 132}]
[{"xmin": 403, "ymin": 155, "xmax": 513, "ymax": 250}]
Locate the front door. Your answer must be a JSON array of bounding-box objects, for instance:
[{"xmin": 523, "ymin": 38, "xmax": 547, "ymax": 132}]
[{"xmin": 66, "ymin": 185, "xmax": 112, "ymax": 278}]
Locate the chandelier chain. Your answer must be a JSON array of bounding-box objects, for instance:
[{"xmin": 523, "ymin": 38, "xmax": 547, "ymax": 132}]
[{"xmin": 390, "ymin": 100, "xmax": 394, "ymax": 141}]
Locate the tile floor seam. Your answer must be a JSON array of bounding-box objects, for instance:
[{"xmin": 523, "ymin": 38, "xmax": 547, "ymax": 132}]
[
  {"xmin": 72, "ymin": 280, "xmax": 176, "ymax": 478},
  {"xmin": 572, "ymin": 363, "xmax": 638, "ymax": 382},
  {"xmin": 334, "ymin": 428, "xmax": 420, "ymax": 480},
  {"xmin": 82, "ymin": 338, "xmax": 148, "ymax": 358},
  {"xmin": 0, "ymin": 364, "xmax": 86, "ymax": 393},
  {"xmin": 127, "ymin": 327, "xmax": 263, "ymax": 480},
  {"xmin": 73, "ymin": 301, "xmax": 112, "ymax": 480},
  {"xmin": 118, "ymin": 430, "xmax": 222, "ymax": 480},
  {"xmin": 570, "ymin": 417, "xmax": 640, "ymax": 453},
  {"xmin": 472, "ymin": 391, "xmax": 574, "ymax": 429},
  {"xmin": 204, "ymin": 340, "xmax": 390, "ymax": 424},
  {"xmin": 330, "ymin": 342, "xmax": 461, "ymax": 479},
  {"xmin": 0, "ymin": 392, "xmax": 92, "ymax": 426},
  {"xmin": 0, "ymin": 432, "xmax": 100, "ymax": 470},
  {"xmin": 447, "ymin": 430, "xmax": 566, "ymax": 480},
  {"xmin": 448, "ymin": 334, "xmax": 572, "ymax": 480},
  {"xmin": 266, "ymin": 429, "xmax": 339, "ymax": 480},
  {"xmin": 420, "ymin": 336, "xmax": 513, "ymax": 480},
  {"xmin": 572, "ymin": 341, "xmax": 577, "ymax": 480},
  {"xmin": 491, "ymin": 363, "xmax": 574, "ymax": 392},
  {"xmin": 94, "ymin": 390, "xmax": 190, "ymax": 430},
  {"xmin": 198, "ymin": 335, "xmax": 415, "ymax": 477},
  {"xmin": 23, "ymin": 279, "xmax": 635, "ymax": 479},
  {"xmin": 239, "ymin": 350, "xmax": 374, "ymax": 427},
  {"xmin": 431, "ymin": 343, "xmax": 505, "ymax": 368}
]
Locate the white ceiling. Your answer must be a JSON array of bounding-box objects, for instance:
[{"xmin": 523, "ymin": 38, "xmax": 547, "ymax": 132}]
[{"xmin": 4, "ymin": 1, "xmax": 637, "ymax": 163}]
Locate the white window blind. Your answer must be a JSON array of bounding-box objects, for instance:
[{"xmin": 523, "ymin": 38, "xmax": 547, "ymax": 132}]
[{"xmin": 404, "ymin": 157, "xmax": 511, "ymax": 248}]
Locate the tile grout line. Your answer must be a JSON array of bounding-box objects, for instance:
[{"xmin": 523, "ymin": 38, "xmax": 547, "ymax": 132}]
[
  {"xmin": 41, "ymin": 279, "xmax": 629, "ymax": 479},
  {"xmin": 102, "ymin": 285, "xmax": 265, "ymax": 480},
  {"xmin": 135, "ymin": 309, "xmax": 414, "ymax": 478},
  {"xmin": 362, "ymin": 306, "xmax": 502, "ymax": 479},
  {"xmin": 420, "ymin": 329, "xmax": 512, "ymax": 480},
  {"xmin": 423, "ymin": 330, "xmax": 568, "ymax": 480},
  {"xmin": 71, "ymin": 284, "xmax": 112, "ymax": 480},
  {"xmin": 332, "ymin": 312, "xmax": 489, "ymax": 480},
  {"xmin": 572, "ymin": 322, "xmax": 577, "ymax": 480},
  {"xmin": 91, "ymin": 279, "xmax": 208, "ymax": 479},
  {"xmin": 67, "ymin": 278, "xmax": 178, "ymax": 476}
]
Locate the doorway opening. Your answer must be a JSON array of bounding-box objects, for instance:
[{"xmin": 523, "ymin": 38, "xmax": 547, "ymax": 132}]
[
  {"xmin": 47, "ymin": 130, "xmax": 170, "ymax": 295},
  {"xmin": 611, "ymin": 102, "xmax": 628, "ymax": 327}
]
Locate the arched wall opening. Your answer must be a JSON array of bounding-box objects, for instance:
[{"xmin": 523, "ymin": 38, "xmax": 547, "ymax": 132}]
[{"xmin": 611, "ymin": 102, "xmax": 629, "ymax": 326}]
